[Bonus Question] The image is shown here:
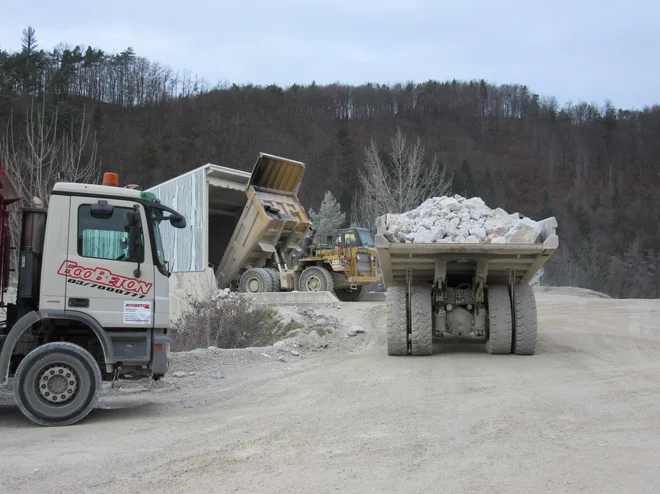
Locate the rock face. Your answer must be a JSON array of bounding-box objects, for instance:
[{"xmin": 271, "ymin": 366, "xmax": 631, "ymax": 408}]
[{"xmin": 377, "ymin": 195, "xmax": 543, "ymax": 244}]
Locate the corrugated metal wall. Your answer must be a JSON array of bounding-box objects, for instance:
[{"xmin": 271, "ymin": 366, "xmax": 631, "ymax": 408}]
[{"xmin": 147, "ymin": 168, "xmax": 206, "ymax": 272}]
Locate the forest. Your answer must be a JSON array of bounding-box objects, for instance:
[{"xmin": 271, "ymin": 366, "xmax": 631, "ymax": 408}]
[{"xmin": 1, "ymin": 27, "xmax": 659, "ymax": 298}]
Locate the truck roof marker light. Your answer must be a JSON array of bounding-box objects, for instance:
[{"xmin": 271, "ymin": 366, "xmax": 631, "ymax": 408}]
[{"xmin": 103, "ymin": 172, "xmax": 119, "ymax": 187}]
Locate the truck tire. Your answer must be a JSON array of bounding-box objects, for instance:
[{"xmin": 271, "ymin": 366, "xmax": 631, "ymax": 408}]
[
  {"xmin": 335, "ymin": 286, "xmax": 363, "ymax": 302},
  {"xmin": 386, "ymin": 286, "xmax": 408, "ymax": 356},
  {"xmin": 299, "ymin": 266, "xmax": 334, "ymax": 293},
  {"xmin": 512, "ymin": 284, "xmax": 538, "ymax": 355},
  {"xmin": 265, "ymin": 268, "xmax": 281, "ymax": 291},
  {"xmin": 239, "ymin": 268, "xmax": 274, "ymax": 293},
  {"xmin": 410, "ymin": 284, "xmax": 433, "ymax": 356},
  {"xmin": 485, "ymin": 285, "xmax": 512, "ymax": 355},
  {"xmin": 14, "ymin": 342, "xmax": 102, "ymax": 427}
]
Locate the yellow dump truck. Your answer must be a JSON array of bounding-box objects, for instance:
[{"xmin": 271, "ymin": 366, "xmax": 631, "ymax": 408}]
[
  {"xmin": 299, "ymin": 227, "xmax": 381, "ymax": 301},
  {"xmin": 148, "ymin": 152, "xmax": 373, "ymax": 301},
  {"xmin": 212, "ymin": 153, "xmax": 312, "ymax": 292}
]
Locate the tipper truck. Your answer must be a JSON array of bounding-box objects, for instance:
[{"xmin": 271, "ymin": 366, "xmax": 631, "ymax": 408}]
[
  {"xmin": 374, "ymin": 215, "xmax": 559, "ymax": 356},
  {"xmin": 213, "ymin": 153, "xmax": 312, "ymax": 293},
  {"xmin": 0, "ymin": 168, "xmax": 186, "ymax": 426},
  {"xmin": 205, "ymin": 152, "xmax": 376, "ymax": 299}
]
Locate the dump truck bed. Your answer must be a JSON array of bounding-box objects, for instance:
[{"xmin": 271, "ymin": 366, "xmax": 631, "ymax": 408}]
[
  {"xmin": 375, "ymin": 216, "xmax": 559, "ymax": 287},
  {"xmin": 215, "ymin": 153, "xmax": 311, "ymax": 288}
]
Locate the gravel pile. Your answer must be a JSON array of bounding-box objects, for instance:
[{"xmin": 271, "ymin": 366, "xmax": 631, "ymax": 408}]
[{"xmin": 377, "ymin": 195, "xmax": 543, "ymax": 244}]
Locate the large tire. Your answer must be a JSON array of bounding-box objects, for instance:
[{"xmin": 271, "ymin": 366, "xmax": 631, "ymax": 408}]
[
  {"xmin": 410, "ymin": 284, "xmax": 433, "ymax": 356},
  {"xmin": 485, "ymin": 285, "xmax": 512, "ymax": 355},
  {"xmin": 512, "ymin": 284, "xmax": 538, "ymax": 355},
  {"xmin": 335, "ymin": 286, "xmax": 363, "ymax": 302},
  {"xmin": 386, "ymin": 286, "xmax": 408, "ymax": 356},
  {"xmin": 265, "ymin": 268, "xmax": 281, "ymax": 292},
  {"xmin": 14, "ymin": 342, "xmax": 102, "ymax": 427},
  {"xmin": 239, "ymin": 268, "xmax": 274, "ymax": 293},
  {"xmin": 299, "ymin": 266, "xmax": 334, "ymax": 293}
]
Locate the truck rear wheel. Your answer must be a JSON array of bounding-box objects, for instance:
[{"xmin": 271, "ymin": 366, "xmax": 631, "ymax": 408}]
[
  {"xmin": 14, "ymin": 342, "xmax": 102, "ymax": 427},
  {"xmin": 299, "ymin": 266, "xmax": 334, "ymax": 293},
  {"xmin": 265, "ymin": 268, "xmax": 281, "ymax": 291},
  {"xmin": 512, "ymin": 284, "xmax": 538, "ymax": 355},
  {"xmin": 386, "ymin": 286, "xmax": 408, "ymax": 356},
  {"xmin": 335, "ymin": 286, "xmax": 363, "ymax": 302},
  {"xmin": 239, "ymin": 268, "xmax": 275, "ymax": 293},
  {"xmin": 410, "ymin": 284, "xmax": 433, "ymax": 356},
  {"xmin": 485, "ymin": 285, "xmax": 513, "ymax": 355}
]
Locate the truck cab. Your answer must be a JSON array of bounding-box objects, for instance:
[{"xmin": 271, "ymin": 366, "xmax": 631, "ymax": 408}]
[{"xmin": 0, "ymin": 170, "xmax": 186, "ymax": 426}]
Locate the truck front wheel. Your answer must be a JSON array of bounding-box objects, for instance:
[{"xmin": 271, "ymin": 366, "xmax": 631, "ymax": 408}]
[
  {"xmin": 14, "ymin": 342, "xmax": 102, "ymax": 427},
  {"xmin": 335, "ymin": 286, "xmax": 363, "ymax": 302},
  {"xmin": 299, "ymin": 267, "xmax": 334, "ymax": 293}
]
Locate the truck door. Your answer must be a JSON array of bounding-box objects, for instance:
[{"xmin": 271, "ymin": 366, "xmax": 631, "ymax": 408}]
[{"xmin": 62, "ymin": 197, "xmax": 156, "ymax": 328}]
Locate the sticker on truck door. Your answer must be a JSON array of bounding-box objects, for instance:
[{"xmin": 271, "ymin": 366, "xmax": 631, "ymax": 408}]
[{"xmin": 123, "ymin": 301, "xmax": 153, "ymax": 324}]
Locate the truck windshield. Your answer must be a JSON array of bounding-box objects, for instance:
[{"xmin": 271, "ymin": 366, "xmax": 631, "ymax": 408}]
[{"xmin": 357, "ymin": 229, "xmax": 375, "ymax": 247}]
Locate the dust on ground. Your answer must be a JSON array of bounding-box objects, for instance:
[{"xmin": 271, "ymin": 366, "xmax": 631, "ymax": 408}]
[{"xmin": 1, "ymin": 288, "xmax": 659, "ymax": 494}]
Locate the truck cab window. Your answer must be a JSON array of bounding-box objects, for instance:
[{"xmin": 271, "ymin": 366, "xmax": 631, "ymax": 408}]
[
  {"xmin": 344, "ymin": 232, "xmax": 357, "ymax": 246},
  {"xmin": 77, "ymin": 204, "xmax": 144, "ymax": 262}
]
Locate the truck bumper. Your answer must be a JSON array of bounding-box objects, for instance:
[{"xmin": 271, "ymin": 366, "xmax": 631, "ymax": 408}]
[{"xmin": 347, "ymin": 276, "xmax": 381, "ymax": 284}]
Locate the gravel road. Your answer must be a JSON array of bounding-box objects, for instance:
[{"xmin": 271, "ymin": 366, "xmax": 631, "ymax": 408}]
[{"xmin": 1, "ymin": 287, "xmax": 659, "ymax": 493}]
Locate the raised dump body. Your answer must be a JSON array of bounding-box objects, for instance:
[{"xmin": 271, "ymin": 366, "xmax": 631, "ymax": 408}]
[
  {"xmin": 374, "ymin": 216, "xmax": 559, "ymax": 357},
  {"xmin": 215, "ymin": 153, "xmax": 311, "ymax": 291}
]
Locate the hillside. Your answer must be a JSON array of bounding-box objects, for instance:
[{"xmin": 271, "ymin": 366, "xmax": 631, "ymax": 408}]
[{"xmin": 1, "ymin": 28, "xmax": 659, "ymax": 298}]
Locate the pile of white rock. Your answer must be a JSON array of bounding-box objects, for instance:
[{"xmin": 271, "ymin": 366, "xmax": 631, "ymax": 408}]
[{"xmin": 377, "ymin": 195, "xmax": 542, "ymax": 244}]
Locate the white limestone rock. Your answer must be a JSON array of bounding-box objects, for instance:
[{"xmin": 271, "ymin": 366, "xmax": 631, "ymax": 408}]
[
  {"xmin": 379, "ymin": 194, "xmax": 543, "ymax": 245},
  {"xmin": 505, "ymin": 218, "xmax": 541, "ymax": 244}
]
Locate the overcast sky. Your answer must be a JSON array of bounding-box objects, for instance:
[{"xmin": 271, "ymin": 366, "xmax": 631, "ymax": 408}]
[{"xmin": 1, "ymin": 0, "xmax": 658, "ymax": 110}]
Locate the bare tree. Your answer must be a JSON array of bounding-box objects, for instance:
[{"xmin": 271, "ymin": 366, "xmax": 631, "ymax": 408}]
[
  {"xmin": 0, "ymin": 96, "xmax": 102, "ymax": 286},
  {"xmin": 351, "ymin": 127, "xmax": 452, "ymax": 229}
]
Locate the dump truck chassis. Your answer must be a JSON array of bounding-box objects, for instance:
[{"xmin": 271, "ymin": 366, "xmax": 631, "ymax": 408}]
[{"xmin": 387, "ymin": 260, "xmax": 538, "ymax": 356}]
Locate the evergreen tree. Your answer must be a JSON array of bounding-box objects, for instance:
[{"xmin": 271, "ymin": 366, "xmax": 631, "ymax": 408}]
[
  {"xmin": 591, "ymin": 192, "xmax": 602, "ymax": 211},
  {"xmin": 309, "ymin": 191, "xmax": 346, "ymax": 241},
  {"xmin": 540, "ymin": 187, "xmax": 554, "ymax": 218},
  {"xmin": 483, "ymin": 169, "xmax": 496, "ymax": 206},
  {"xmin": 453, "ymin": 160, "xmax": 475, "ymax": 197}
]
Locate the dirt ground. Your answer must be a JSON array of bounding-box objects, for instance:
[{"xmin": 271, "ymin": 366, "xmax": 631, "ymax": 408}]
[{"xmin": 1, "ymin": 287, "xmax": 660, "ymax": 493}]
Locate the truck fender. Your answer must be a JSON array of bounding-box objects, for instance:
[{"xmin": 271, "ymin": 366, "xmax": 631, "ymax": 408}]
[{"xmin": 0, "ymin": 310, "xmax": 115, "ymax": 384}]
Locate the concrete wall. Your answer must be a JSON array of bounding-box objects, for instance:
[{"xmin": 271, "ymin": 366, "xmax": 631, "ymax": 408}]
[{"xmin": 168, "ymin": 267, "xmax": 218, "ymax": 322}]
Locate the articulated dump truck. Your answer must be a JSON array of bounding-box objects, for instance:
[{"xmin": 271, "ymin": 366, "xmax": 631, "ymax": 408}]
[{"xmin": 374, "ymin": 216, "xmax": 559, "ymax": 357}]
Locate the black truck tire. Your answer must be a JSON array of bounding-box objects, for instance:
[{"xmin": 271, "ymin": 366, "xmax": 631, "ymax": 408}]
[
  {"xmin": 299, "ymin": 266, "xmax": 334, "ymax": 293},
  {"xmin": 512, "ymin": 284, "xmax": 538, "ymax": 355},
  {"xmin": 485, "ymin": 285, "xmax": 513, "ymax": 355},
  {"xmin": 410, "ymin": 284, "xmax": 433, "ymax": 356},
  {"xmin": 335, "ymin": 286, "xmax": 364, "ymax": 302},
  {"xmin": 239, "ymin": 268, "xmax": 275, "ymax": 293},
  {"xmin": 265, "ymin": 268, "xmax": 281, "ymax": 292},
  {"xmin": 14, "ymin": 342, "xmax": 102, "ymax": 427},
  {"xmin": 386, "ymin": 286, "xmax": 408, "ymax": 356}
]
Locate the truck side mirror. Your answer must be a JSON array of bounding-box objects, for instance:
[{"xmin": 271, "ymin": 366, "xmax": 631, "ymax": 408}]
[
  {"xmin": 90, "ymin": 200, "xmax": 114, "ymax": 219},
  {"xmin": 170, "ymin": 214, "xmax": 186, "ymax": 229},
  {"xmin": 126, "ymin": 210, "xmax": 144, "ymax": 262}
]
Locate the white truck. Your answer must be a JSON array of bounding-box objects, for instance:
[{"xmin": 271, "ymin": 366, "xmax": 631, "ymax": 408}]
[
  {"xmin": 0, "ymin": 168, "xmax": 186, "ymax": 426},
  {"xmin": 374, "ymin": 215, "xmax": 559, "ymax": 356}
]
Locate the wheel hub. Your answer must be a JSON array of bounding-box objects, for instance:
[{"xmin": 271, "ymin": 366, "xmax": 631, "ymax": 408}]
[
  {"xmin": 247, "ymin": 277, "xmax": 261, "ymax": 292},
  {"xmin": 306, "ymin": 275, "xmax": 321, "ymax": 291},
  {"xmin": 38, "ymin": 364, "xmax": 79, "ymax": 405}
]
